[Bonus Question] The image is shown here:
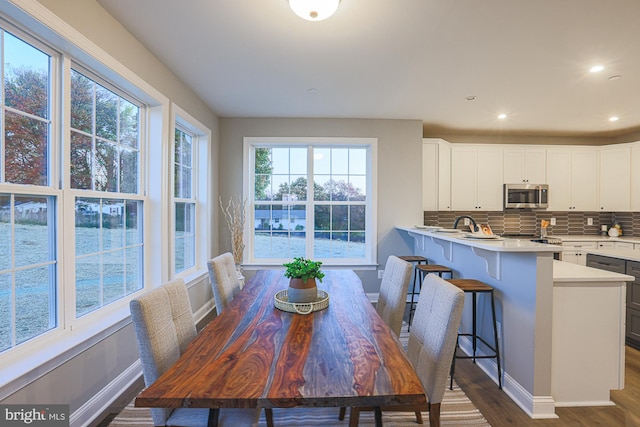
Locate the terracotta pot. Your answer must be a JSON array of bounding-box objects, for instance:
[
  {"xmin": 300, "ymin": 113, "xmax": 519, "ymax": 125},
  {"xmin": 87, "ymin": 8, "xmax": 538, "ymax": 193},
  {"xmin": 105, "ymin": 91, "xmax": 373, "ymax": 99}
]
[{"xmin": 288, "ymin": 278, "xmax": 318, "ymax": 303}]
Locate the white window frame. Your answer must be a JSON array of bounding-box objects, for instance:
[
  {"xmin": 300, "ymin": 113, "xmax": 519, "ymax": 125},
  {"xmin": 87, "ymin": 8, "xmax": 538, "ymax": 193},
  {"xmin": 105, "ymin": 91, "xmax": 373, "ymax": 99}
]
[
  {"xmin": 243, "ymin": 137, "xmax": 377, "ymax": 267},
  {"xmin": 0, "ymin": 0, "xmax": 170, "ymax": 390},
  {"xmin": 170, "ymin": 104, "xmax": 211, "ymax": 281}
]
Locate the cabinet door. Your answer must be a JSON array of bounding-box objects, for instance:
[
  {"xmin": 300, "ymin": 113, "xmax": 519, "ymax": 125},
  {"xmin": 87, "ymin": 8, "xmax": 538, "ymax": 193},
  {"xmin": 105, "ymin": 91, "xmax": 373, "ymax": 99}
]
[
  {"xmin": 546, "ymin": 150, "xmax": 572, "ymax": 210},
  {"xmin": 631, "ymin": 144, "xmax": 640, "ymax": 211},
  {"xmin": 503, "ymin": 149, "xmax": 526, "ymax": 183},
  {"xmin": 626, "ymin": 261, "xmax": 640, "ymax": 311},
  {"xmin": 438, "ymin": 142, "xmax": 451, "ymax": 210},
  {"xmin": 422, "ymin": 142, "xmax": 438, "ymax": 211},
  {"xmin": 599, "ymin": 146, "xmax": 631, "ymax": 211},
  {"xmin": 450, "ymin": 148, "xmax": 478, "ymax": 210},
  {"xmin": 615, "ymin": 241, "xmax": 635, "ymax": 250},
  {"xmin": 503, "ymin": 147, "xmax": 545, "ymax": 184},
  {"xmin": 571, "ymin": 150, "xmax": 598, "ymax": 211},
  {"xmin": 476, "ymin": 148, "xmax": 504, "ymax": 210},
  {"xmin": 524, "ymin": 148, "xmax": 546, "ymax": 183}
]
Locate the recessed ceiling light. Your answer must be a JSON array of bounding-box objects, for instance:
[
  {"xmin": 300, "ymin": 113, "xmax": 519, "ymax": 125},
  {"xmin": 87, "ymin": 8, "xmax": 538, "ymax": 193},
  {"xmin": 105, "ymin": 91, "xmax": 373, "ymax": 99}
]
[
  {"xmin": 590, "ymin": 65, "xmax": 604, "ymax": 73},
  {"xmin": 609, "ymin": 116, "xmax": 619, "ymax": 122},
  {"xmin": 608, "ymin": 75, "xmax": 622, "ymax": 81},
  {"xmin": 308, "ymin": 88, "xmax": 318, "ymax": 94},
  {"xmin": 465, "ymin": 95, "xmax": 476, "ymax": 101},
  {"xmin": 498, "ymin": 114, "xmax": 507, "ymax": 120}
]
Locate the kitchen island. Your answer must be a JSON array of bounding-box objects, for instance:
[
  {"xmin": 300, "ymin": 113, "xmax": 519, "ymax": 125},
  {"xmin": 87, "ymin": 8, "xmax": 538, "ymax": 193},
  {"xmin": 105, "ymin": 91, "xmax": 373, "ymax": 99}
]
[{"xmin": 397, "ymin": 226, "xmax": 633, "ymax": 418}]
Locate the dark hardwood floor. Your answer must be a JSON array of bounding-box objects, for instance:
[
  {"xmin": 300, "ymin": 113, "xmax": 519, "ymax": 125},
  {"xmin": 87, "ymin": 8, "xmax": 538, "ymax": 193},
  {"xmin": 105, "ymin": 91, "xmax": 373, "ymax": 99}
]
[{"xmin": 456, "ymin": 345, "xmax": 640, "ymax": 427}]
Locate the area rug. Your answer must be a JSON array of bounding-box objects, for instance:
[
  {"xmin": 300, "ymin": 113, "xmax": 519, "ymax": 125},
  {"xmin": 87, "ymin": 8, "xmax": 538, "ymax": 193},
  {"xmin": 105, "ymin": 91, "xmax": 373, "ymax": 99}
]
[
  {"xmin": 109, "ymin": 380, "xmax": 489, "ymax": 427},
  {"xmin": 110, "ymin": 326, "xmax": 491, "ymax": 426}
]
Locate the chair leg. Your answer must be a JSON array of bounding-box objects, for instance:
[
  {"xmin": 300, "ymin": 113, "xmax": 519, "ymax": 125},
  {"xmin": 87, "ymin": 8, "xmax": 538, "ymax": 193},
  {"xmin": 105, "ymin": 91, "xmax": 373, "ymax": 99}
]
[
  {"xmin": 415, "ymin": 410, "xmax": 423, "ymax": 424},
  {"xmin": 429, "ymin": 403, "xmax": 441, "ymax": 427},
  {"xmin": 265, "ymin": 408, "xmax": 274, "ymax": 427},
  {"xmin": 207, "ymin": 408, "xmax": 219, "ymax": 427},
  {"xmin": 338, "ymin": 406, "xmax": 346, "ymax": 420},
  {"xmin": 349, "ymin": 407, "xmax": 360, "ymax": 427},
  {"xmin": 374, "ymin": 406, "xmax": 383, "ymax": 427}
]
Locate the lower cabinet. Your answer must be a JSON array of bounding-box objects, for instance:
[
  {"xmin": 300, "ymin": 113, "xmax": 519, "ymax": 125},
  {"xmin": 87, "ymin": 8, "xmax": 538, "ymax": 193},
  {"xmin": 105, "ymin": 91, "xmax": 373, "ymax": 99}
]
[{"xmin": 587, "ymin": 254, "xmax": 640, "ymax": 349}]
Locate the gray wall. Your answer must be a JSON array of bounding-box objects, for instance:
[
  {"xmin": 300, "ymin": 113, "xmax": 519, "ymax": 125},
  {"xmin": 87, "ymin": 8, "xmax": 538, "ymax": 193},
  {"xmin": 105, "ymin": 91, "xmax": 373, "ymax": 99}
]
[{"xmin": 219, "ymin": 117, "xmax": 423, "ymax": 293}]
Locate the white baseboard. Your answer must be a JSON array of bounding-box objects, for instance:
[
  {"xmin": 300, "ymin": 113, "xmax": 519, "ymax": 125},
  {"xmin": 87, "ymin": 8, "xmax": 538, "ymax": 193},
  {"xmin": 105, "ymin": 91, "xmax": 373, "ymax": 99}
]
[
  {"xmin": 456, "ymin": 336, "xmax": 558, "ymax": 419},
  {"xmin": 70, "ymin": 360, "xmax": 142, "ymax": 427}
]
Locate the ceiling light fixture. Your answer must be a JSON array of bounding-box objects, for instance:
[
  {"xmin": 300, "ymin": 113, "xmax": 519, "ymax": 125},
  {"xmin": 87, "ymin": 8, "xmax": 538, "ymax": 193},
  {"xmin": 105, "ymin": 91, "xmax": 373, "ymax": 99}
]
[
  {"xmin": 589, "ymin": 65, "xmax": 604, "ymax": 73},
  {"xmin": 498, "ymin": 114, "xmax": 507, "ymax": 120},
  {"xmin": 289, "ymin": 0, "xmax": 340, "ymax": 21},
  {"xmin": 609, "ymin": 116, "xmax": 619, "ymax": 122}
]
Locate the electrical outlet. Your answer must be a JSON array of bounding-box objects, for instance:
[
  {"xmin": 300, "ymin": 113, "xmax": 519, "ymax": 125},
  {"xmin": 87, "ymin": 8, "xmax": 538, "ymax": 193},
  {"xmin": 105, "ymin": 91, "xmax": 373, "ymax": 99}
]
[
  {"xmin": 378, "ymin": 270, "xmax": 384, "ymax": 279},
  {"xmin": 464, "ymin": 218, "xmax": 470, "ymax": 225},
  {"xmin": 550, "ymin": 217, "xmax": 556, "ymax": 226},
  {"xmin": 587, "ymin": 217, "xmax": 593, "ymax": 226}
]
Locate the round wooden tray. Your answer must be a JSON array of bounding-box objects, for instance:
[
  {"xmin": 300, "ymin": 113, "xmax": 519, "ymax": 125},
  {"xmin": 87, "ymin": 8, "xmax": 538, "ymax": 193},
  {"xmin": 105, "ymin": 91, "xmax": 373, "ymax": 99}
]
[{"xmin": 274, "ymin": 289, "xmax": 329, "ymax": 315}]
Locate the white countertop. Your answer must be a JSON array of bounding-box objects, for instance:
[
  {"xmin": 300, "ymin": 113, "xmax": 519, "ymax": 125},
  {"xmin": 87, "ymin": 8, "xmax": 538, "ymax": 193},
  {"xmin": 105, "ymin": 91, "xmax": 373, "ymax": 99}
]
[
  {"xmin": 551, "ymin": 234, "xmax": 640, "ymax": 244},
  {"xmin": 553, "ymin": 260, "xmax": 634, "ymax": 282},
  {"xmin": 397, "ymin": 226, "xmax": 560, "ymax": 253}
]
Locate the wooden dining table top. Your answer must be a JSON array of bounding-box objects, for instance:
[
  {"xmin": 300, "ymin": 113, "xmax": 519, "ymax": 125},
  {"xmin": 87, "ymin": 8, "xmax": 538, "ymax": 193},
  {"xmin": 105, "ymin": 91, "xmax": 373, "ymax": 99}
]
[{"xmin": 135, "ymin": 269, "xmax": 426, "ymax": 411}]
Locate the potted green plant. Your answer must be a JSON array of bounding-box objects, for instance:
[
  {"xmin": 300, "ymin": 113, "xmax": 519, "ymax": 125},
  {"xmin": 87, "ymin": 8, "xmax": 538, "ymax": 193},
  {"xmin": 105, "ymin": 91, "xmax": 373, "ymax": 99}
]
[{"xmin": 283, "ymin": 257, "xmax": 324, "ymax": 303}]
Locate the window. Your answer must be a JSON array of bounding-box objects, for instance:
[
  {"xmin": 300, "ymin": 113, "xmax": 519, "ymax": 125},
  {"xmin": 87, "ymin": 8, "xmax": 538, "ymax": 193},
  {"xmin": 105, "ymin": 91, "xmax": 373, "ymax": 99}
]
[
  {"xmin": 70, "ymin": 68, "xmax": 143, "ymax": 318},
  {"xmin": 171, "ymin": 105, "xmax": 210, "ymax": 279},
  {"xmin": 245, "ymin": 137, "xmax": 377, "ymax": 265},
  {"xmin": 174, "ymin": 126, "xmax": 195, "ymax": 273},
  {"xmin": 0, "ymin": 29, "xmax": 56, "ymax": 352}
]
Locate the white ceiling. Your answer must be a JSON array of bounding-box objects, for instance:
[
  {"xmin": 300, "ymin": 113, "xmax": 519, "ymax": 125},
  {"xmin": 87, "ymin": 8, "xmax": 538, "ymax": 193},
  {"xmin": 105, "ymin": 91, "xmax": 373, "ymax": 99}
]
[{"xmin": 97, "ymin": 0, "xmax": 640, "ymax": 137}]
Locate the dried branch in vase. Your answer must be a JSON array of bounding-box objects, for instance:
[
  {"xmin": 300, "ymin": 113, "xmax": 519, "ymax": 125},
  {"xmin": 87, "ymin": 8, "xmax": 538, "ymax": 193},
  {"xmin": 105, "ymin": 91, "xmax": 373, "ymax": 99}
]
[{"xmin": 220, "ymin": 195, "xmax": 246, "ymax": 265}]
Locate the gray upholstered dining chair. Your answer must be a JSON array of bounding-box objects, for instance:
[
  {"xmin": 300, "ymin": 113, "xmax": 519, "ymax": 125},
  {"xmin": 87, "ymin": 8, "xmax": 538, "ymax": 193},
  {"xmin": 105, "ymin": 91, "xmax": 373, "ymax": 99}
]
[
  {"xmin": 130, "ymin": 278, "xmax": 260, "ymax": 426},
  {"xmin": 207, "ymin": 252, "xmax": 242, "ymax": 313},
  {"xmin": 338, "ymin": 255, "xmax": 413, "ymax": 422},
  {"xmin": 375, "ymin": 255, "xmax": 413, "ymax": 337},
  {"xmin": 347, "ymin": 273, "xmax": 465, "ymax": 427}
]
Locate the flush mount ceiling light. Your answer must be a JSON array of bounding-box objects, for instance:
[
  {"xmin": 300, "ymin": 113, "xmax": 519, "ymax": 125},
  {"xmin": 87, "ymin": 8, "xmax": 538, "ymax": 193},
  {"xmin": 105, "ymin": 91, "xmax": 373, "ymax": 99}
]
[
  {"xmin": 498, "ymin": 113, "xmax": 507, "ymax": 120},
  {"xmin": 609, "ymin": 116, "xmax": 619, "ymax": 122},
  {"xmin": 289, "ymin": 0, "xmax": 340, "ymax": 21},
  {"xmin": 589, "ymin": 65, "xmax": 604, "ymax": 73}
]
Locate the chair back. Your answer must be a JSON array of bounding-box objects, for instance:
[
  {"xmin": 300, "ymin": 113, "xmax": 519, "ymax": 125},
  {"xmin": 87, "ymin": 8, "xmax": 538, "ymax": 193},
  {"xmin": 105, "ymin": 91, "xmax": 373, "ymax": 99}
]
[
  {"xmin": 207, "ymin": 252, "xmax": 241, "ymax": 313},
  {"xmin": 376, "ymin": 255, "xmax": 413, "ymax": 336},
  {"xmin": 407, "ymin": 274, "xmax": 464, "ymax": 406},
  {"xmin": 130, "ymin": 278, "xmax": 197, "ymax": 425}
]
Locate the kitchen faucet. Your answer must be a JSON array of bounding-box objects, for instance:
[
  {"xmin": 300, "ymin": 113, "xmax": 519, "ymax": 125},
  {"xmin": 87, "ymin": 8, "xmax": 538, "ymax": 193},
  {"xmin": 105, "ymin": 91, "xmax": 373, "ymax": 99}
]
[{"xmin": 453, "ymin": 215, "xmax": 479, "ymax": 232}]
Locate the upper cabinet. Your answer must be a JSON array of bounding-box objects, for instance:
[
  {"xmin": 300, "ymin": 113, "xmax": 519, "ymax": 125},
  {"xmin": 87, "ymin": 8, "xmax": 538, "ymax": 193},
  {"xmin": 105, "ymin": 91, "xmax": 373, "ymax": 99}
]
[
  {"xmin": 546, "ymin": 148, "xmax": 598, "ymax": 211},
  {"xmin": 632, "ymin": 145, "xmax": 640, "ymax": 211},
  {"xmin": 599, "ymin": 145, "xmax": 631, "ymax": 212},
  {"xmin": 422, "ymin": 139, "xmax": 451, "ymax": 211},
  {"xmin": 503, "ymin": 146, "xmax": 546, "ymax": 184},
  {"xmin": 451, "ymin": 145, "xmax": 503, "ymax": 211}
]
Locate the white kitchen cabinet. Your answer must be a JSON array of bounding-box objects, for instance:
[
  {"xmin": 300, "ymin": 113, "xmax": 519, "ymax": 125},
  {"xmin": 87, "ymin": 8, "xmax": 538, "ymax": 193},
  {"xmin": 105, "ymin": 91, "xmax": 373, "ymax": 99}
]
[
  {"xmin": 615, "ymin": 241, "xmax": 636, "ymax": 250},
  {"xmin": 599, "ymin": 145, "xmax": 631, "ymax": 211},
  {"xmin": 632, "ymin": 144, "xmax": 640, "ymax": 211},
  {"xmin": 597, "ymin": 241, "xmax": 615, "ymax": 249},
  {"xmin": 451, "ymin": 145, "xmax": 503, "ymax": 211},
  {"xmin": 561, "ymin": 241, "xmax": 597, "ymax": 265},
  {"xmin": 503, "ymin": 146, "xmax": 546, "ymax": 184},
  {"xmin": 546, "ymin": 148, "xmax": 598, "ymax": 211},
  {"xmin": 422, "ymin": 139, "xmax": 451, "ymax": 211}
]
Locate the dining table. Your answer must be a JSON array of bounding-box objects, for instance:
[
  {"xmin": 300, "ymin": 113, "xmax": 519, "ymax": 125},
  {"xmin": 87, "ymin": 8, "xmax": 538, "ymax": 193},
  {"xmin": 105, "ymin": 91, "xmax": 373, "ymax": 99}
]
[{"xmin": 135, "ymin": 269, "xmax": 427, "ymax": 427}]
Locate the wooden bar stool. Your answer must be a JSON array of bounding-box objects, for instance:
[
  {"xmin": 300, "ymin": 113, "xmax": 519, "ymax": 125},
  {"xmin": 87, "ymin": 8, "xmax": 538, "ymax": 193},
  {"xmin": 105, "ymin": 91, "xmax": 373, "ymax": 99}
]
[
  {"xmin": 397, "ymin": 256, "xmax": 428, "ymax": 327},
  {"xmin": 447, "ymin": 278, "xmax": 502, "ymax": 389},
  {"xmin": 411, "ymin": 264, "xmax": 454, "ymax": 328}
]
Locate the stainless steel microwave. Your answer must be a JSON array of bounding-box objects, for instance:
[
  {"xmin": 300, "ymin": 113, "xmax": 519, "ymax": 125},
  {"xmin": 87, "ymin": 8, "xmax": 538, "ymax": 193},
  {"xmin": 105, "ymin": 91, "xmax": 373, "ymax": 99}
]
[{"xmin": 504, "ymin": 184, "xmax": 549, "ymax": 209}]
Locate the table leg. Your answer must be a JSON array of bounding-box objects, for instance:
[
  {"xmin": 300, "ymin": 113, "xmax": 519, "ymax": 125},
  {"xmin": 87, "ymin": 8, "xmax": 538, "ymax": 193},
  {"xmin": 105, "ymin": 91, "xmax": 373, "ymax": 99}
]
[
  {"xmin": 208, "ymin": 408, "xmax": 219, "ymax": 427},
  {"xmin": 374, "ymin": 406, "xmax": 383, "ymax": 427}
]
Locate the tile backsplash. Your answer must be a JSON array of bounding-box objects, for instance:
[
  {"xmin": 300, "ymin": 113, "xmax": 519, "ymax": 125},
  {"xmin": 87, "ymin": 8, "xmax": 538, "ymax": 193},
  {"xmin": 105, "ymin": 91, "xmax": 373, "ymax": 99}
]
[{"xmin": 423, "ymin": 211, "xmax": 640, "ymax": 237}]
